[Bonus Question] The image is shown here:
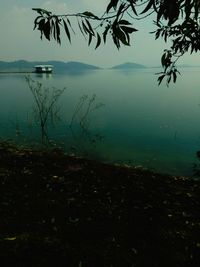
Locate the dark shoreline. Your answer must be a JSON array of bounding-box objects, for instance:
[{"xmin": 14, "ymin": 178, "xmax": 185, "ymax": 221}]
[{"xmin": 0, "ymin": 141, "xmax": 200, "ymax": 266}]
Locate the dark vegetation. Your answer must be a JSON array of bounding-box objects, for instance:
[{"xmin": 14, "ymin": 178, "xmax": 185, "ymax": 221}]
[{"xmin": 0, "ymin": 140, "xmax": 200, "ymax": 266}]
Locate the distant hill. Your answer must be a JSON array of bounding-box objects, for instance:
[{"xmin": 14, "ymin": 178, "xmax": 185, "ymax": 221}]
[
  {"xmin": 0, "ymin": 60, "xmax": 33, "ymax": 71},
  {"xmin": 46, "ymin": 61, "xmax": 101, "ymax": 72},
  {"xmin": 0, "ymin": 60, "xmax": 101, "ymax": 72},
  {"xmin": 111, "ymin": 62, "xmax": 146, "ymax": 69},
  {"xmin": 64, "ymin": 61, "xmax": 100, "ymax": 71}
]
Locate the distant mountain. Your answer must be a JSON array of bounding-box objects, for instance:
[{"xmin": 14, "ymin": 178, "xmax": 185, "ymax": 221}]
[
  {"xmin": 65, "ymin": 61, "xmax": 100, "ymax": 70},
  {"xmin": 0, "ymin": 60, "xmax": 33, "ymax": 71},
  {"xmin": 111, "ymin": 62, "xmax": 146, "ymax": 69},
  {"xmin": 0, "ymin": 60, "xmax": 101, "ymax": 72},
  {"xmin": 46, "ymin": 61, "xmax": 100, "ymax": 71}
]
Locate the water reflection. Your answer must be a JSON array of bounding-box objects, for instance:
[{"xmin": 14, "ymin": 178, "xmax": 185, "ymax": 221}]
[
  {"xmin": 192, "ymin": 151, "xmax": 200, "ymax": 177},
  {"xmin": 69, "ymin": 94, "xmax": 105, "ymax": 157},
  {"xmin": 34, "ymin": 73, "xmax": 52, "ymax": 79},
  {"xmin": 55, "ymin": 69, "xmax": 100, "ymax": 76}
]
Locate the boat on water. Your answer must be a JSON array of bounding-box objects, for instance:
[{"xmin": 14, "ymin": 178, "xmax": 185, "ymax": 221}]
[{"xmin": 34, "ymin": 65, "xmax": 53, "ymax": 73}]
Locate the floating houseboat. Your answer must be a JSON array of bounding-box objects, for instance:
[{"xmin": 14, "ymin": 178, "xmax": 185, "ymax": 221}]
[{"xmin": 34, "ymin": 65, "xmax": 53, "ymax": 73}]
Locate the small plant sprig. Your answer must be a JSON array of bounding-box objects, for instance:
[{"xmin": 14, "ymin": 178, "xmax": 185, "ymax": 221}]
[{"xmin": 25, "ymin": 76, "xmax": 66, "ymax": 145}]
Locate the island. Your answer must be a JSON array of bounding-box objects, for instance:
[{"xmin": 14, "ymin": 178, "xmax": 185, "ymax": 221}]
[{"xmin": 111, "ymin": 62, "xmax": 146, "ymax": 69}]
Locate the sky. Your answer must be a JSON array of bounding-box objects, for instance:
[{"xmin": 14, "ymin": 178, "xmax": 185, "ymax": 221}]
[{"xmin": 0, "ymin": 0, "xmax": 200, "ymax": 67}]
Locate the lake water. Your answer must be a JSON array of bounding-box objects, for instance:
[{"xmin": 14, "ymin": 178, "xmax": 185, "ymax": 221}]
[{"xmin": 1, "ymin": 68, "xmax": 200, "ymax": 177}]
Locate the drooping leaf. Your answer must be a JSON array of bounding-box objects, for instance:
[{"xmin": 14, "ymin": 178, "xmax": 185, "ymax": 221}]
[
  {"xmin": 85, "ymin": 19, "xmax": 94, "ymax": 35},
  {"xmin": 43, "ymin": 19, "xmax": 51, "ymax": 41},
  {"xmin": 106, "ymin": 1, "xmax": 113, "ymax": 13},
  {"xmin": 95, "ymin": 33, "xmax": 101, "ymax": 49},
  {"xmin": 141, "ymin": 0, "xmax": 154, "ymax": 14},
  {"xmin": 50, "ymin": 19, "xmax": 54, "ymax": 34},
  {"xmin": 88, "ymin": 32, "xmax": 93, "ymax": 46},
  {"xmin": 103, "ymin": 25, "xmax": 110, "ymax": 43},
  {"xmin": 38, "ymin": 18, "xmax": 45, "ymax": 31},
  {"xmin": 173, "ymin": 71, "xmax": 177, "ymax": 83},
  {"xmin": 114, "ymin": 27, "xmax": 129, "ymax": 46},
  {"xmin": 55, "ymin": 19, "xmax": 61, "ymax": 44},
  {"xmin": 157, "ymin": 3, "xmax": 164, "ymax": 23},
  {"xmin": 128, "ymin": 0, "xmax": 138, "ymax": 15},
  {"xmin": 67, "ymin": 18, "xmax": 72, "ymax": 27},
  {"xmin": 82, "ymin": 20, "xmax": 90, "ymax": 35},
  {"xmin": 33, "ymin": 16, "xmax": 43, "ymax": 30},
  {"xmin": 121, "ymin": 26, "xmax": 137, "ymax": 33},
  {"xmin": 157, "ymin": 74, "xmax": 165, "ymax": 85},
  {"xmin": 118, "ymin": 20, "xmax": 132, "ymax": 25},
  {"xmin": 52, "ymin": 19, "xmax": 57, "ymax": 40},
  {"xmin": 154, "ymin": 29, "xmax": 161, "ymax": 40},
  {"xmin": 117, "ymin": 3, "xmax": 126, "ymax": 18},
  {"xmin": 164, "ymin": 31, "xmax": 168, "ymax": 42},
  {"xmin": 63, "ymin": 19, "xmax": 71, "ymax": 42},
  {"xmin": 112, "ymin": 34, "xmax": 120, "ymax": 49},
  {"xmin": 167, "ymin": 74, "xmax": 172, "ymax": 85},
  {"xmin": 122, "ymin": 28, "xmax": 130, "ymax": 44},
  {"xmin": 77, "ymin": 20, "xmax": 86, "ymax": 38},
  {"xmin": 161, "ymin": 53, "xmax": 166, "ymax": 67},
  {"xmin": 106, "ymin": 0, "xmax": 119, "ymax": 13}
]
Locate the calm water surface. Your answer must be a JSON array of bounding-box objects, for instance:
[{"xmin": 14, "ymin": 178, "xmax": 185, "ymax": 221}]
[{"xmin": 1, "ymin": 68, "xmax": 200, "ymax": 176}]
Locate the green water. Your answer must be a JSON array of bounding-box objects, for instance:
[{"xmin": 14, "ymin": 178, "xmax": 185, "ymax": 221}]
[{"xmin": 1, "ymin": 68, "xmax": 200, "ymax": 176}]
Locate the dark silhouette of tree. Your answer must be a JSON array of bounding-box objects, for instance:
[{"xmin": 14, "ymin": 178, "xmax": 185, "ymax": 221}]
[{"xmin": 32, "ymin": 0, "xmax": 200, "ymax": 85}]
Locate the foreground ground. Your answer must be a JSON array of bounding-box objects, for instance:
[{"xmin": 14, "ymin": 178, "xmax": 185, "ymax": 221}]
[{"xmin": 0, "ymin": 141, "xmax": 200, "ymax": 267}]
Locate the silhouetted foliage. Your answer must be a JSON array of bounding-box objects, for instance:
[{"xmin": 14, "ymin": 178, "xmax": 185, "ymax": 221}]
[
  {"xmin": 33, "ymin": 1, "xmax": 200, "ymax": 85},
  {"xmin": 25, "ymin": 76, "xmax": 66, "ymax": 145}
]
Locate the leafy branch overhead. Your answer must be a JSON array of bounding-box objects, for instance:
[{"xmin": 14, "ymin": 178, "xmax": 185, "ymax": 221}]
[
  {"xmin": 32, "ymin": 4, "xmax": 137, "ymax": 50},
  {"xmin": 33, "ymin": 1, "xmax": 200, "ymax": 85}
]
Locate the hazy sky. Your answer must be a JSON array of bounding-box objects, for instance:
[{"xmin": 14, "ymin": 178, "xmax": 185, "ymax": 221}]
[{"xmin": 0, "ymin": 0, "xmax": 200, "ymax": 67}]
